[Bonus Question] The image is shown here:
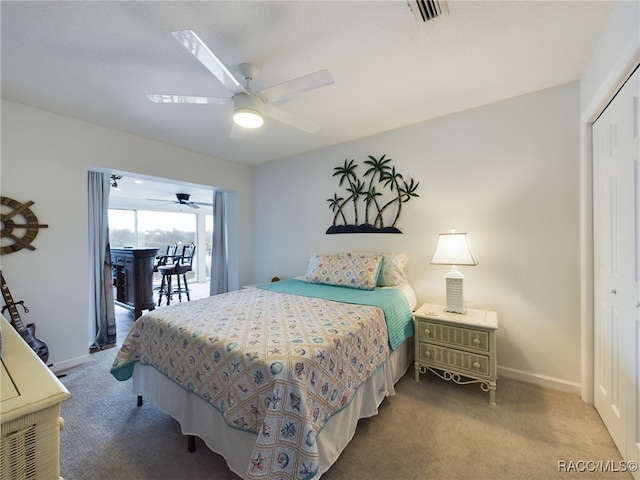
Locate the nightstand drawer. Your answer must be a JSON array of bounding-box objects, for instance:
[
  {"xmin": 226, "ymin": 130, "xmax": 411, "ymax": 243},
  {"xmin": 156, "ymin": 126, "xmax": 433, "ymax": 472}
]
[
  {"xmin": 417, "ymin": 319, "xmax": 489, "ymax": 352},
  {"xmin": 418, "ymin": 343, "xmax": 491, "ymax": 377}
]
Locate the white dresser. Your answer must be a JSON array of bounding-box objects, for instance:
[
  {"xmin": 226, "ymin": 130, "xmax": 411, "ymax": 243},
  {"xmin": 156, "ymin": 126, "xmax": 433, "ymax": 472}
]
[
  {"xmin": 0, "ymin": 315, "xmax": 71, "ymax": 480},
  {"xmin": 414, "ymin": 303, "xmax": 498, "ymax": 405}
]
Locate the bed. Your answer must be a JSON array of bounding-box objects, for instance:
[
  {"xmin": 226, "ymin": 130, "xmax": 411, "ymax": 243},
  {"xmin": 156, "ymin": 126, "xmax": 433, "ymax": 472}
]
[{"xmin": 111, "ymin": 252, "xmax": 416, "ymax": 480}]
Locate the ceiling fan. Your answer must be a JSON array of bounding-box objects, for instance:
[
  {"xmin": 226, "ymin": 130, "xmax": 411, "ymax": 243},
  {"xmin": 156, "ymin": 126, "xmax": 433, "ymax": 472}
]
[
  {"xmin": 146, "ymin": 30, "xmax": 335, "ymax": 137},
  {"xmin": 148, "ymin": 193, "xmax": 212, "ymax": 210}
]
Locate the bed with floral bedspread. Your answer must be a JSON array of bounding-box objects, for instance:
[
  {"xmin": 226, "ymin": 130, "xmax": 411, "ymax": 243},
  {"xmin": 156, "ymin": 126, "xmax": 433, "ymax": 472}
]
[{"xmin": 111, "ymin": 278, "xmax": 413, "ymax": 480}]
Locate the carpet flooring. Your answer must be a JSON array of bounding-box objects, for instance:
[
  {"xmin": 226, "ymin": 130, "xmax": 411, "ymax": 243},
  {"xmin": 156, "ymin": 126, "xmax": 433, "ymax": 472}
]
[{"xmin": 57, "ymin": 345, "xmax": 630, "ymax": 480}]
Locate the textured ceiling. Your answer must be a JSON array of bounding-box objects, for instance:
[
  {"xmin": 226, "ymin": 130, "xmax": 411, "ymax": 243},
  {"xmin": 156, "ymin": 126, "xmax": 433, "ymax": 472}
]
[{"xmin": 1, "ymin": 1, "xmax": 615, "ymax": 169}]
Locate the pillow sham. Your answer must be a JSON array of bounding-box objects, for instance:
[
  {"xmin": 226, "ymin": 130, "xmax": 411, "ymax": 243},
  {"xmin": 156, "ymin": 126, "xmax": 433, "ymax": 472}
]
[
  {"xmin": 375, "ymin": 251, "xmax": 409, "ymax": 287},
  {"xmin": 305, "ymin": 252, "xmax": 382, "ymax": 290}
]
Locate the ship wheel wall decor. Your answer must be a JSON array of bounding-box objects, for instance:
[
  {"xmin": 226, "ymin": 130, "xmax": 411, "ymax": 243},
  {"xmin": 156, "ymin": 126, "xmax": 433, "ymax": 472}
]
[{"xmin": 1, "ymin": 196, "xmax": 49, "ymax": 255}]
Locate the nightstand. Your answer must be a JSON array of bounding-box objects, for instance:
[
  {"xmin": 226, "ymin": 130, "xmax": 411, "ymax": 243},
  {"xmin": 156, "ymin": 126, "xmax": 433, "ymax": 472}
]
[{"xmin": 414, "ymin": 303, "xmax": 498, "ymax": 405}]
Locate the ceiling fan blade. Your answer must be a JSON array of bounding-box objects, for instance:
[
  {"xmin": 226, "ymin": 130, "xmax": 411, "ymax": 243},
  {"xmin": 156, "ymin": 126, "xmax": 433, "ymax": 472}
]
[
  {"xmin": 171, "ymin": 30, "xmax": 247, "ymax": 94},
  {"xmin": 146, "ymin": 94, "xmax": 232, "ymax": 105},
  {"xmin": 257, "ymin": 69, "xmax": 334, "ymax": 103},
  {"xmin": 186, "ymin": 203, "xmax": 200, "ymax": 209},
  {"xmin": 265, "ymin": 105, "xmax": 320, "ymax": 133},
  {"xmin": 147, "ymin": 198, "xmax": 177, "ymax": 205},
  {"xmin": 229, "ymin": 122, "xmax": 246, "ymax": 139}
]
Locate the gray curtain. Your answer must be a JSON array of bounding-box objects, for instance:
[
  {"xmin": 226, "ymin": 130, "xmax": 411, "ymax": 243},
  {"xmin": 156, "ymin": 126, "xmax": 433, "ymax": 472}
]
[
  {"xmin": 209, "ymin": 190, "xmax": 229, "ymax": 295},
  {"xmin": 88, "ymin": 171, "xmax": 116, "ymax": 349}
]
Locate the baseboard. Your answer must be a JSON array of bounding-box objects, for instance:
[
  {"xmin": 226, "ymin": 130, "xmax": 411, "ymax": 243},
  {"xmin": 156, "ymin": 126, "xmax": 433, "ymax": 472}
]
[
  {"xmin": 498, "ymin": 365, "xmax": 582, "ymax": 396},
  {"xmin": 50, "ymin": 353, "xmax": 91, "ymax": 375}
]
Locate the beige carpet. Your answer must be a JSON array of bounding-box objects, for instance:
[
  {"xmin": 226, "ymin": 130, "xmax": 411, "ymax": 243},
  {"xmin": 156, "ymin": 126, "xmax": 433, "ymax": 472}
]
[{"xmin": 58, "ymin": 347, "xmax": 630, "ymax": 479}]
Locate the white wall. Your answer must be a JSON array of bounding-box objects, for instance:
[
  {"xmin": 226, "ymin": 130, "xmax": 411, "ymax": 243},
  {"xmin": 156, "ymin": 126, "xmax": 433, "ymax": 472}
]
[
  {"xmin": 253, "ymin": 82, "xmax": 582, "ymax": 391},
  {"xmin": 0, "ymin": 99, "xmax": 252, "ymax": 371},
  {"xmin": 580, "ymin": 0, "xmax": 640, "ymax": 114}
]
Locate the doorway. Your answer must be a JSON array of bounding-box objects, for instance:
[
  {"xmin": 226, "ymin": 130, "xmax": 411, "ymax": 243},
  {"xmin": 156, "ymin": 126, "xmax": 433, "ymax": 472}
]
[{"xmin": 106, "ymin": 171, "xmax": 216, "ymax": 343}]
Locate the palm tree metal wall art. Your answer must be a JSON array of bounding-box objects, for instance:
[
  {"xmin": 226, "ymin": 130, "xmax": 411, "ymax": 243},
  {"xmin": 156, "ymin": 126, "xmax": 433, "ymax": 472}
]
[{"xmin": 326, "ymin": 155, "xmax": 419, "ymax": 234}]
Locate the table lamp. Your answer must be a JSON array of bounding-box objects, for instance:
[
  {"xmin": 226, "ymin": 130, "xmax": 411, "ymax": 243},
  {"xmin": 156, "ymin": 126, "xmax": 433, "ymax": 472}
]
[{"xmin": 430, "ymin": 229, "xmax": 478, "ymax": 314}]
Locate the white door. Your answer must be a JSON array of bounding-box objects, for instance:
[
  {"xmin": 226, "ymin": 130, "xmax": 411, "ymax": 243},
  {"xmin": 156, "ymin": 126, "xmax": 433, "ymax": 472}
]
[
  {"xmin": 592, "ymin": 65, "xmax": 639, "ymax": 476},
  {"xmin": 629, "ymin": 67, "xmax": 640, "ymax": 479}
]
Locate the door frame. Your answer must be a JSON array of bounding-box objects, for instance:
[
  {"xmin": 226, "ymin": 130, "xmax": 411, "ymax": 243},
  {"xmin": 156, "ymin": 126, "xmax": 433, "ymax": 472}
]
[{"xmin": 579, "ymin": 50, "xmax": 640, "ymax": 404}]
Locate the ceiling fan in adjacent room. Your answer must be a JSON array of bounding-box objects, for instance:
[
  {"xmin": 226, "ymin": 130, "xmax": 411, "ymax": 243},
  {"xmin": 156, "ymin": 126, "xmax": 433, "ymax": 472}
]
[
  {"xmin": 148, "ymin": 193, "xmax": 212, "ymax": 210},
  {"xmin": 146, "ymin": 30, "xmax": 335, "ymax": 137}
]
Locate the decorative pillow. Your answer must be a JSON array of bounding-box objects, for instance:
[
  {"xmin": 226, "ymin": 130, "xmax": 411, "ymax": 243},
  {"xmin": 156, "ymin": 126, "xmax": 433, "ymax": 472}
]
[
  {"xmin": 374, "ymin": 252, "xmax": 409, "ymax": 287},
  {"xmin": 305, "ymin": 253, "xmax": 383, "ymax": 290}
]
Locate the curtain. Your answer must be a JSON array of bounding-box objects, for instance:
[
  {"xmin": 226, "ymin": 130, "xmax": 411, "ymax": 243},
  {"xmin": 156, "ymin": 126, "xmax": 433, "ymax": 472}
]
[
  {"xmin": 88, "ymin": 171, "xmax": 116, "ymax": 349},
  {"xmin": 209, "ymin": 190, "xmax": 229, "ymax": 295}
]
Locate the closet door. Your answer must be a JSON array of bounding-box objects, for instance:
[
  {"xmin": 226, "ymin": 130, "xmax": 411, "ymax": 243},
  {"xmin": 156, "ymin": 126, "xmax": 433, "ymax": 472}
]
[
  {"xmin": 592, "ymin": 66, "xmax": 639, "ymax": 477},
  {"xmin": 629, "ymin": 68, "xmax": 640, "ymax": 478}
]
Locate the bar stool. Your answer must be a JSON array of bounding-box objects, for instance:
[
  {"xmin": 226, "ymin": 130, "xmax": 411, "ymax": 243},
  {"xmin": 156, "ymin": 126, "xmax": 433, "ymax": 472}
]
[
  {"xmin": 153, "ymin": 243, "xmax": 178, "ymax": 273},
  {"xmin": 158, "ymin": 243, "xmax": 196, "ymax": 305},
  {"xmin": 153, "ymin": 243, "xmax": 177, "ymax": 295}
]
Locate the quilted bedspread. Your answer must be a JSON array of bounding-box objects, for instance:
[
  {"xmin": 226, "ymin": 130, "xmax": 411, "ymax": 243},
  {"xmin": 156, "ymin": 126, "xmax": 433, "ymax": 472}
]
[{"xmin": 111, "ymin": 283, "xmax": 411, "ymax": 480}]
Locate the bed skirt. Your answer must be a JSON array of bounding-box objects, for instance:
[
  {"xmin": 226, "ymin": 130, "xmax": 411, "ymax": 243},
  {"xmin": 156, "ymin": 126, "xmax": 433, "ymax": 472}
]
[{"xmin": 127, "ymin": 338, "xmax": 413, "ymax": 479}]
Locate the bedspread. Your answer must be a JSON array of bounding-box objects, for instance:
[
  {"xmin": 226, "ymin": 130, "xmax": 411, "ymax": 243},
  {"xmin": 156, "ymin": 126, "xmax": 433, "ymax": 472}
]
[
  {"xmin": 111, "ymin": 286, "xmax": 393, "ymax": 480},
  {"xmin": 258, "ymin": 278, "xmax": 414, "ymax": 350}
]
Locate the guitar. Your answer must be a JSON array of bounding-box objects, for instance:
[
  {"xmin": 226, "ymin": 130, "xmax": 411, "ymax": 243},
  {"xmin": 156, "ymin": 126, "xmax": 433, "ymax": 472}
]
[{"xmin": 0, "ymin": 270, "xmax": 49, "ymax": 363}]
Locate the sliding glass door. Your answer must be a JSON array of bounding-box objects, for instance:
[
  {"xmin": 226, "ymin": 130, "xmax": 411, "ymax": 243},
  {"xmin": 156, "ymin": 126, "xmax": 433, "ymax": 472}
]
[{"xmin": 108, "ymin": 209, "xmax": 212, "ymax": 283}]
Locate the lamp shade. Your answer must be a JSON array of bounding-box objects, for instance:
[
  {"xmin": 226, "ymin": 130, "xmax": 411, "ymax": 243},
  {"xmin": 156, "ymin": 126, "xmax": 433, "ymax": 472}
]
[
  {"xmin": 233, "ymin": 93, "xmax": 264, "ymax": 129},
  {"xmin": 430, "ymin": 232, "xmax": 478, "ymax": 266}
]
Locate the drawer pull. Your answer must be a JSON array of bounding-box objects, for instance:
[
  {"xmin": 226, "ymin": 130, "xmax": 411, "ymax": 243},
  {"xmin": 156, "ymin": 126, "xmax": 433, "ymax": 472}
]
[
  {"xmin": 473, "ymin": 338, "xmax": 480, "ymax": 346},
  {"xmin": 425, "ymin": 350, "xmax": 431, "ymax": 358},
  {"xmin": 424, "ymin": 328, "xmax": 431, "ymax": 336},
  {"xmin": 473, "ymin": 361, "xmax": 481, "ymax": 370}
]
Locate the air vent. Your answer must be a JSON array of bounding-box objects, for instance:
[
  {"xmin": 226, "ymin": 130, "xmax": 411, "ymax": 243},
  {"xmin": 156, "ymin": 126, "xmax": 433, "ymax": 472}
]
[{"xmin": 408, "ymin": 0, "xmax": 448, "ymax": 23}]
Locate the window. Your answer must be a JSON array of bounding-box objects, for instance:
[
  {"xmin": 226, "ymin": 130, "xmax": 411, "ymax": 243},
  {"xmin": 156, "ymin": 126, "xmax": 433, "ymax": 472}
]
[
  {"xmin": 108, "ymin": 209, "xmax": 135, "ymax": 247},
  {"xmin": 108, "ymin": 209, "xmax": 207, "ymax": 282},
  {"xmin": 137, "ymin": 210, "xmax": 196, "ymax": 248}
]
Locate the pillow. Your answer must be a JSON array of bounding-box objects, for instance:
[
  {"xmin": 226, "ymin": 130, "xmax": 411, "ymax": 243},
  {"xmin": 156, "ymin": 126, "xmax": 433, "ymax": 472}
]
[
  {"xmin": 305, "ymin": 252, "xmax": 383, "ymax": 290},
  {"xmin": 375, "ymin": 252, "xmax": 409, "ymax": 287}
]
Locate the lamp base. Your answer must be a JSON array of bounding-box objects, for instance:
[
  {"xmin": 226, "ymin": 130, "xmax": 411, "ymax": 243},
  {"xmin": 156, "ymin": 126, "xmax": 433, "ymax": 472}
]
[{"xmin": 445, "ymin": 269, "xmax": 466, "ymax": 314}]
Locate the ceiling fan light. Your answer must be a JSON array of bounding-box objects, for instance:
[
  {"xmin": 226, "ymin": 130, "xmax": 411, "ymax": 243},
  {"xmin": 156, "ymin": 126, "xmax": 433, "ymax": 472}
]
[
  {"xmin": 233, "ymin": 110, "xmax": 264, "ymax": 128},
  {"xmin": 233, "ymin": 93, "xmax": 264, "ymax": 129}
]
